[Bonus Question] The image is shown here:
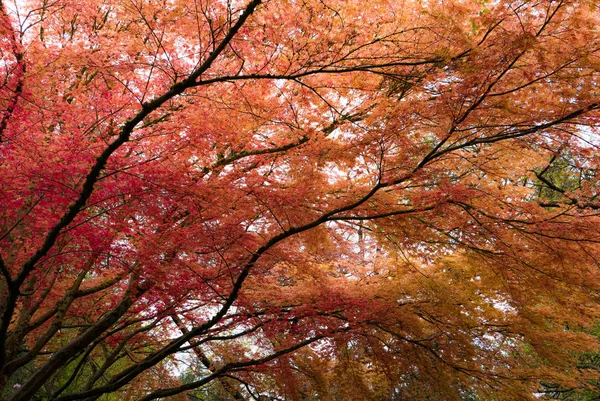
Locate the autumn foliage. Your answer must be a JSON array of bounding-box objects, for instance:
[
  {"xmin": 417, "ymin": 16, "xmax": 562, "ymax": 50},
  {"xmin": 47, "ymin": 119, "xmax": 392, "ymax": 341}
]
[{"xmin": 1, "ymin": 0, "xmax": 600, "ymax": 399}]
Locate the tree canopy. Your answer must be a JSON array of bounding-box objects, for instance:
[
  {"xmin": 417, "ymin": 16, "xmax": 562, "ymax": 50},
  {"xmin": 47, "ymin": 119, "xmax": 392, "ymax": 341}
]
[{"xmin": 1, "ymin": 0, "xmax": 600, "ymax": 399}]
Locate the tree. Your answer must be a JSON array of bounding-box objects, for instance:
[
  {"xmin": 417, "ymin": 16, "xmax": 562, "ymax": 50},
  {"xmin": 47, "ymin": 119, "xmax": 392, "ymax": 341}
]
[{"xmin": 1, "ymin": 0, "xmax": 600, "ymax": 399}]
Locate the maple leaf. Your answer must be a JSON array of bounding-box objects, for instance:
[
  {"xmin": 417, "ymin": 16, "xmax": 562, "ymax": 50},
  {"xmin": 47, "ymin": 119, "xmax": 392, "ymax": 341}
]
[{"xmin": 0, "ymin": 0, "xmax": 600, "ymax": 400}]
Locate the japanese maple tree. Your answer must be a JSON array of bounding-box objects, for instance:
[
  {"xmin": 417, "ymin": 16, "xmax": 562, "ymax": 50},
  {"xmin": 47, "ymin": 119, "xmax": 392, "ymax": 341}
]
[{"xmin": 1, "ymin": 0, "xmax": 600, "ymax": 400}]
